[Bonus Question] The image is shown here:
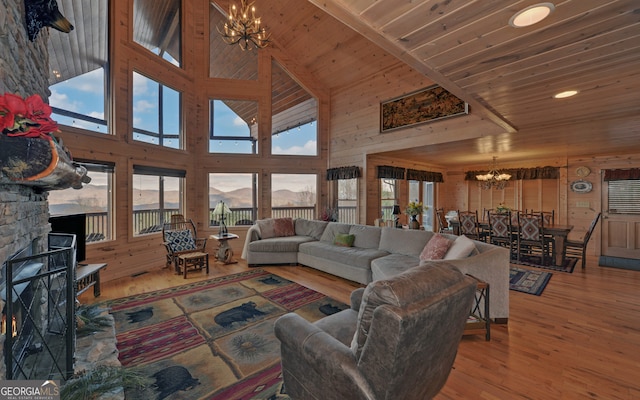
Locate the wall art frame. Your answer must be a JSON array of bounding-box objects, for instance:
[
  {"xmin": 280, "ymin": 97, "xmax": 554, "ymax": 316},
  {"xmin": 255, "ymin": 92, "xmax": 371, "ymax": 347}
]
[{"xmin": 380, "ymin": 85, "xmax": 468, "ymax": 132}]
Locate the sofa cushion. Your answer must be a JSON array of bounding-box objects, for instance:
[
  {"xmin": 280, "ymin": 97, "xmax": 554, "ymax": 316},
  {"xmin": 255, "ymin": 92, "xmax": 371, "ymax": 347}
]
[
  {"xmin": 320, "ymin": 222, "xmax": 352, "ymax": 243},
  {"xmin": 351, "ymin": 262, "xmax": 465, "ymax": 358},
  {"xmin": 370, "ymin": 253, "xmax": 420, "ymax": 280},
  {"xmin": 248, "ymin": 236, "xmax": 315, "ymax": 253},
  {"xmin": 334, "ymin": 233, "xmax": 356, "ymax": 247},
  {"xmin": 257, "ymin": 217, "xmax": 295, "ymax": 239},
  {"xmin": 444, "ymin": 234, "xmax": 477, "ymax": 260},
  {"xmin": 349, "ymin": 225, "xmax": 382, "ymax": 249},
  {"xmin": 420, "ymin": 234, "xmax": 452, "ymax": 261},
  {"xmin": 295, "ymin": 219, "xmax": 329, "ymax": 240},
  {"xmin": 378, "ymin": 228, "xmax": 433, "ymax": 257},
  {"xmin": 299, "ymin": 241, "xmax": 388, "ymax": 269}
]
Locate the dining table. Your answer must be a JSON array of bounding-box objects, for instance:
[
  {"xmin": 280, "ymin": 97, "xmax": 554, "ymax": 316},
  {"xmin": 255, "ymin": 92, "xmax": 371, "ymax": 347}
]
[{"xmin": 450, "ymin": 219, "xmax": 574, "ymax": 266}]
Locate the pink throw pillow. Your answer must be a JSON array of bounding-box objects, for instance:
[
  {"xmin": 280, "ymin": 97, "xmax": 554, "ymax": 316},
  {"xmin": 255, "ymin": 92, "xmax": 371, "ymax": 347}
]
[
  {"xmin": 272, "ymin": 217, "xmax": 295, "ymax": 237},
  {"xmin": 420, "ymin": 234, "xmax": 452, "ymax": 261}
]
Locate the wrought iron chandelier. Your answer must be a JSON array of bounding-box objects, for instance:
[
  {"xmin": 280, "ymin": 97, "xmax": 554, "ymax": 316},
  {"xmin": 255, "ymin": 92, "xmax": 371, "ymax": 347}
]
[
  {"xmin": 476, "ymin": 156, "xmax": 512, "ymax": 190},
  {"xmin": 218, "ymin": 0, "xmax": 270, "ymax": 51}
]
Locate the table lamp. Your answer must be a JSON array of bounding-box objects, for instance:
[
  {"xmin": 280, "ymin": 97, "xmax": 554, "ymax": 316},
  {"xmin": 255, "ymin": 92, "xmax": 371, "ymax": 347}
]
[
  {"xmin": 392, "ymin": 205, "xmax": 401, "ymax": 228},
  {"xmin": 213, "ymin": 201, "xmax": 232, "ymax": 236}
]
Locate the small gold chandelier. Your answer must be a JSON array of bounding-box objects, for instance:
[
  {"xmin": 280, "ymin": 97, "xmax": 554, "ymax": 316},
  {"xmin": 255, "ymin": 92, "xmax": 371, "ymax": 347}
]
[
  {"xmin": 476, "ymin": 156, "xmax": 511, "ymax": 190},
  {"xmin": 218, "ymin": 0, "xmax": 270, "ymax": 51}
]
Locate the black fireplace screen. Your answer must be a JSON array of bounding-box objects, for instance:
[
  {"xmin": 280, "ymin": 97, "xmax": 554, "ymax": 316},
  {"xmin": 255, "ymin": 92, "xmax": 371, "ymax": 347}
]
[{"xmin": 2, "ymin": 233, "xmax": 76, "ymax": 380}]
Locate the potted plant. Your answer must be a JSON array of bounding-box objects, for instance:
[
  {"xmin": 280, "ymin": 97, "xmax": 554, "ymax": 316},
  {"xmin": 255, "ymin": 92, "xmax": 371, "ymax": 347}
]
[{"xmin": 405, "ymin": 201, "xmax": 428, "ymax": 229}]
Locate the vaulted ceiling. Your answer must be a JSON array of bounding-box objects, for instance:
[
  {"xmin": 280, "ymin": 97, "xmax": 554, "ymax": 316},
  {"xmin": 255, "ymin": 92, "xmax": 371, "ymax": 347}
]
[
  {"xmin": 48, "ymin": 0, "xmax": 640, "ymax": 167},
  {"xmin": 258, "ymin": 0, "xmax": 640, "ymax": 166}
]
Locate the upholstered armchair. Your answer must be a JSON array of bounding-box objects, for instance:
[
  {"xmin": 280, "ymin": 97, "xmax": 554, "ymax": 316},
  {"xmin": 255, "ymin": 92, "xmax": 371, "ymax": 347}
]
[{"xmin": 274, "ymin": 262, "xmax": 477, "ymax": 400}]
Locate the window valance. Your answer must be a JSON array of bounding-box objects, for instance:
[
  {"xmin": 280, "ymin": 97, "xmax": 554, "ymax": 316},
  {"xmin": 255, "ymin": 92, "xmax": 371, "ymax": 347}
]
[
  {"xmin": 464, "ymin": 166, "xmax": 559, "ymax": 181},
  {"xmin": 326, "ymin": 166, "xmax": 361, "ymax": 180},
  {"xmin": 377, "ymin": 165, "xmax": 405, "ymax": 179},
  {"xmin": 604, "ymin": 168, "xmax": 640, "ymax": 181},
  {"xmin": 406, "ymin": 168, "xmax": 444, "ymax": 183}
]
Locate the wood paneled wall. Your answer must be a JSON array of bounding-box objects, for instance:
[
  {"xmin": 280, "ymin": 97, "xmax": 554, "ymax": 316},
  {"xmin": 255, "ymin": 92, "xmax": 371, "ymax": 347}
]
[{"xmin": 54, "ymin": 0, "xmax": 330, "ymax": 282}]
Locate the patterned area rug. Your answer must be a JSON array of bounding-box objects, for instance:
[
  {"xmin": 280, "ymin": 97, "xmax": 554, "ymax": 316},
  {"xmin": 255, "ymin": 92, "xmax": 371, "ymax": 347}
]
[
  {"xmin": 106, "ymin": 269, "xmax": 347, "ymax": 399},
  {"xmin": 512, "ymin": 255, "xmax": 578, "ymax": 273},
  {"xmin": 509, "ymin": 266, "xmax": 552, "ymax": 296}
]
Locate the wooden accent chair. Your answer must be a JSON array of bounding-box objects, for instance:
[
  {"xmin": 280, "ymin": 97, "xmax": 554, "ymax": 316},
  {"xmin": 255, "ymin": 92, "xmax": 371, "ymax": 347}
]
[
  {"xmin": 436, "ymin": 208, "xmax": 453, "ymax": 234},
  {"xmin": 162, "ymin": 219, "xmax": 209, "ymax": 278},
  {"xmin": 565, "ymin": 212, "xmax": 601, "ymax": 269}
]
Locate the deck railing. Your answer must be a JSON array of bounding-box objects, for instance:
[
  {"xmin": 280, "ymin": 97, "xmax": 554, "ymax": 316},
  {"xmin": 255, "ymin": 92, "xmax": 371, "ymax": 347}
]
[{"xmin": 80, "ymin": 206, "xmax": 359, "ymax": 242}]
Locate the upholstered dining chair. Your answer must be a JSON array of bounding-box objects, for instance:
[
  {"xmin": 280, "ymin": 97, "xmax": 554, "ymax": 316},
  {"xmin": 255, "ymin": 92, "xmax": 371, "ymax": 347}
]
[
  {"xmin": 516, "ymin": 213, "xmax": 553, "ymax": 265},
  {"xmin": 457, "ymin": 210, "xmax": 488, "ymax": 242},
  {"xmin": 565, "ymin": 212, "xmax": 601, "ymax": 269},
  {"xmin": 275, "ymin": 262, "xmax": 477, "ymax": 400},
  {"xmin": 488, "ymin": 211, "xmax": 515, "ymax": 259}
]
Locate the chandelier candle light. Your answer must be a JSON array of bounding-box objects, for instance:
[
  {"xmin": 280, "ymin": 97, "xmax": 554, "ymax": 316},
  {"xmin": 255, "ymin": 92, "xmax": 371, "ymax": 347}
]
[
  {"xmin": 218, "ymin": 0, "xmax": 270, "ymax": 50},
  {"xmin": 476, "ymin": 156, "xmax": 511, "ymax": 190}
]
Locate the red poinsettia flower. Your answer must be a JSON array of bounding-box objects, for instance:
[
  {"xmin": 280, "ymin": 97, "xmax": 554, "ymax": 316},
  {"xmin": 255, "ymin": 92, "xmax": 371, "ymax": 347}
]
[{"xmin": 0, "ymin": 93, "xmax": 58, "ymax": 138}]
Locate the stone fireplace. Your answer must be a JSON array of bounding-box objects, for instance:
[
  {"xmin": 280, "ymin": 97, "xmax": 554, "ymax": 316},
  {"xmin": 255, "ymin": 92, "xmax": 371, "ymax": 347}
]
[{"xmin": 0, "ymin": 1, "xmax": 119, "ymax": 389}]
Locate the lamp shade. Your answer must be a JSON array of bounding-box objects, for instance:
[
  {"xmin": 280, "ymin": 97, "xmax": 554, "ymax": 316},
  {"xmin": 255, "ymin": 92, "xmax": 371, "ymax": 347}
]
[
  {"xmin": 213, "ymin": 201, "xmax": 231, "ymax": 217},
  {"xmin": 392, "ymin": 205, "xmax": 401, "ymax": 215}
]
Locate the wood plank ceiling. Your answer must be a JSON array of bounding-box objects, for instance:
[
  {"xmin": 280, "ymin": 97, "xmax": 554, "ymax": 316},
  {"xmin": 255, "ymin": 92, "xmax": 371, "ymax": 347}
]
[{"xmin": 47, "ymin": 0, "xmax": 640, "ymax": 167}]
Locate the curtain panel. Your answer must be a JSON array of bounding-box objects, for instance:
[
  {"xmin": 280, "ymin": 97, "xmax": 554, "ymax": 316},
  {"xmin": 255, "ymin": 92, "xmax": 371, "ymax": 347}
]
[
  {"xmin": 464, "ymin": 166, "xmax": 559, "ymax": 181},
  {"xmin": 406, "ymin": 168, "xmax": 444, "ymax": 183},
  {"xmin": 604, "ymin": 168, "xmax": 640, "ymax": 181},
  {"xmin": 326, "ymin": 166, "xmax": 362, "ymax": 180},
  {"xmin": 377, "ymin": 165, "xmax": 406, "ymax": 179}
]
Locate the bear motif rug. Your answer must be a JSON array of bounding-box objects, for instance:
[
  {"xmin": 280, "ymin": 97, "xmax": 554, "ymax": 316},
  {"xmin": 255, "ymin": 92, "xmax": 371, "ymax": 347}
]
[{"xmin": 106, "ymin": 268, "xmax": 347, "ymax": 399}]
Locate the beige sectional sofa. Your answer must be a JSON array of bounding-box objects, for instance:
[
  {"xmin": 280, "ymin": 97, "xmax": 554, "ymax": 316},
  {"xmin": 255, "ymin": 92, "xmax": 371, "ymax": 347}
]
[{"xmin": 242, "ymin": 218, "xmax": 510, "ymax": 321}]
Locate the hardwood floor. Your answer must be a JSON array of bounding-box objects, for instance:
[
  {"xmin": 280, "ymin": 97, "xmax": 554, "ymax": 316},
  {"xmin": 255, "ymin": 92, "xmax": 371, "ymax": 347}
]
[{"xmin": 81, "ymin": 257, "xmax": 640, "ymax": 399}]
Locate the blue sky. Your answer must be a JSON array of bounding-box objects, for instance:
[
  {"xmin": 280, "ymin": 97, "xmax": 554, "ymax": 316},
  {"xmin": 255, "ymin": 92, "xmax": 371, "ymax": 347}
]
[
  {"xmin": 48, "ymin": 69, "xmax": 317, "ymax": 191},
  {"xmin": 49, "ymin": 69, "xmax": 317, "ymax": 155}
]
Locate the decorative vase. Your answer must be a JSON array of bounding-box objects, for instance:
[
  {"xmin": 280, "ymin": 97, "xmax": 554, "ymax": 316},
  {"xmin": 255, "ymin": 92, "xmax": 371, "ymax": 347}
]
[{"xmin": 409, "ymin": 215, "xmax": 420, "ymax": 230}]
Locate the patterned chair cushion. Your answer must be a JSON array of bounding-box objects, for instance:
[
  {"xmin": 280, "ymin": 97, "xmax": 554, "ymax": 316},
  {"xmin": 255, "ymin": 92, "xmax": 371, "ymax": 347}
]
[
  {"xmin": 520, "ymin": 216, "xmax": 541, "ymax": 240},
  {"xmin": 166, "ymin": 229, "xmax": 196, "ymax": 252},
  {"xmin": 491, "ymin": 214, "xmax": 510, "ymax": 238},
  {"xmin": 459, "ymin": 213, "xmax": 477, "ymax": 235}
]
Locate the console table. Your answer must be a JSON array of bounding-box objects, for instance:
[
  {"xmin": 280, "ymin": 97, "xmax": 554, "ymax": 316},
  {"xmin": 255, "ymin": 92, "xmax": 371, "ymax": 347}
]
[
  {"xmin": 210, "ymin": 233, "xmax": 239, "ymax": 264},
  {"xmin": 76, "ymin": 263, "xmax": 107, "ymax": 297}
]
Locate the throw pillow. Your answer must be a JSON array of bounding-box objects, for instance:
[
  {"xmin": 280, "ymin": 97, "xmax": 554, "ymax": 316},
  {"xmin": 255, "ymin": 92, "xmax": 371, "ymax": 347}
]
[
  {"xmin": 257, "ymin": 218, "xmax": 295, "ymax": 239},
  {"xmin": 165, "ymin": 229, "xmax": 196, "ymax": 252},
  {"xmin": 334, "ymin": 233, "xmax": 355, "ymax": 247},
  {"xmin": 273, "ymin": 217, "xmax": 295, "ymax": 237},
  {"xmin": 444, "ymin": 234, "xmax": 477, "ymax": 260},
  {"xmin": 419, "ymin": 234, "xmax": 452, "ymax": 261}
]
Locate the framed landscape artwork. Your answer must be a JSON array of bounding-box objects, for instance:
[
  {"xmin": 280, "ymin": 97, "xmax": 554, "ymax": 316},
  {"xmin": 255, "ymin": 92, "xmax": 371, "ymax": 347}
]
[{"xmin": 380, "ymin": 85, "xmax": 469, "ymax": 132}]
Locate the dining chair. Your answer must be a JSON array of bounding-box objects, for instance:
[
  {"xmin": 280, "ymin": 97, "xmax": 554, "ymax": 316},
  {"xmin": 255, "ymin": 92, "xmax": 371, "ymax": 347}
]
[
  {"xmin": 488, "ymin": 211, "xmax": 515, "ymax": 259},
  {"xmin": 565, "ymin": 212, "xmax": 601, "ymax": 269},
  {"xmin": 516, "ymin": 213, "xmax": 553, "ymax": 265},
  {"xmin": 457, "ymin": 210, "xmax": 488, "ymax": 241},
  {"xmin": 531, "ymin": 210, "xmax": 555, "ymax": 225},
  {"xmin": 436, "ymin": 208, "xmax": 453, "ymax": 234}
]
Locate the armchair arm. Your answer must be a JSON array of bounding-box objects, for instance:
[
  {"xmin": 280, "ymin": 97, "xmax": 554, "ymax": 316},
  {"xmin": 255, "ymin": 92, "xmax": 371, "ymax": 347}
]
[
  {"xmin": 194, "ymin": 237, "xmax": 207, "ymax": 251},
  {"xmin": 350, "ymin": 288, "xmax": 366, "ymax": 312}
]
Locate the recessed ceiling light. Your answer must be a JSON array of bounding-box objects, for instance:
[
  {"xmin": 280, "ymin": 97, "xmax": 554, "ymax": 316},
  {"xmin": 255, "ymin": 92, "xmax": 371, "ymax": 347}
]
[
  {"xmin": 554, "ymin": 90, "xmax": 578, "ymax": 99},
  {"xmin": 509, "ymin": 3, "xmax": 555, "ymax": 28}
]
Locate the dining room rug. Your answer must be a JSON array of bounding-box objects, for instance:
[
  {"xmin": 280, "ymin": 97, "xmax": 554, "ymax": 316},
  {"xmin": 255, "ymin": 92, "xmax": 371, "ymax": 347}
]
[
  {"xmin": 105, "ymin": 268, "xmax": 347, "ymax": 399},
  {"xmin": 509, "ymin": 266, "xmax": 552, "ymax": 296},
  {"xmin": 512, "ymin": 254, "xmax": 578, "ymax": 273}
]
